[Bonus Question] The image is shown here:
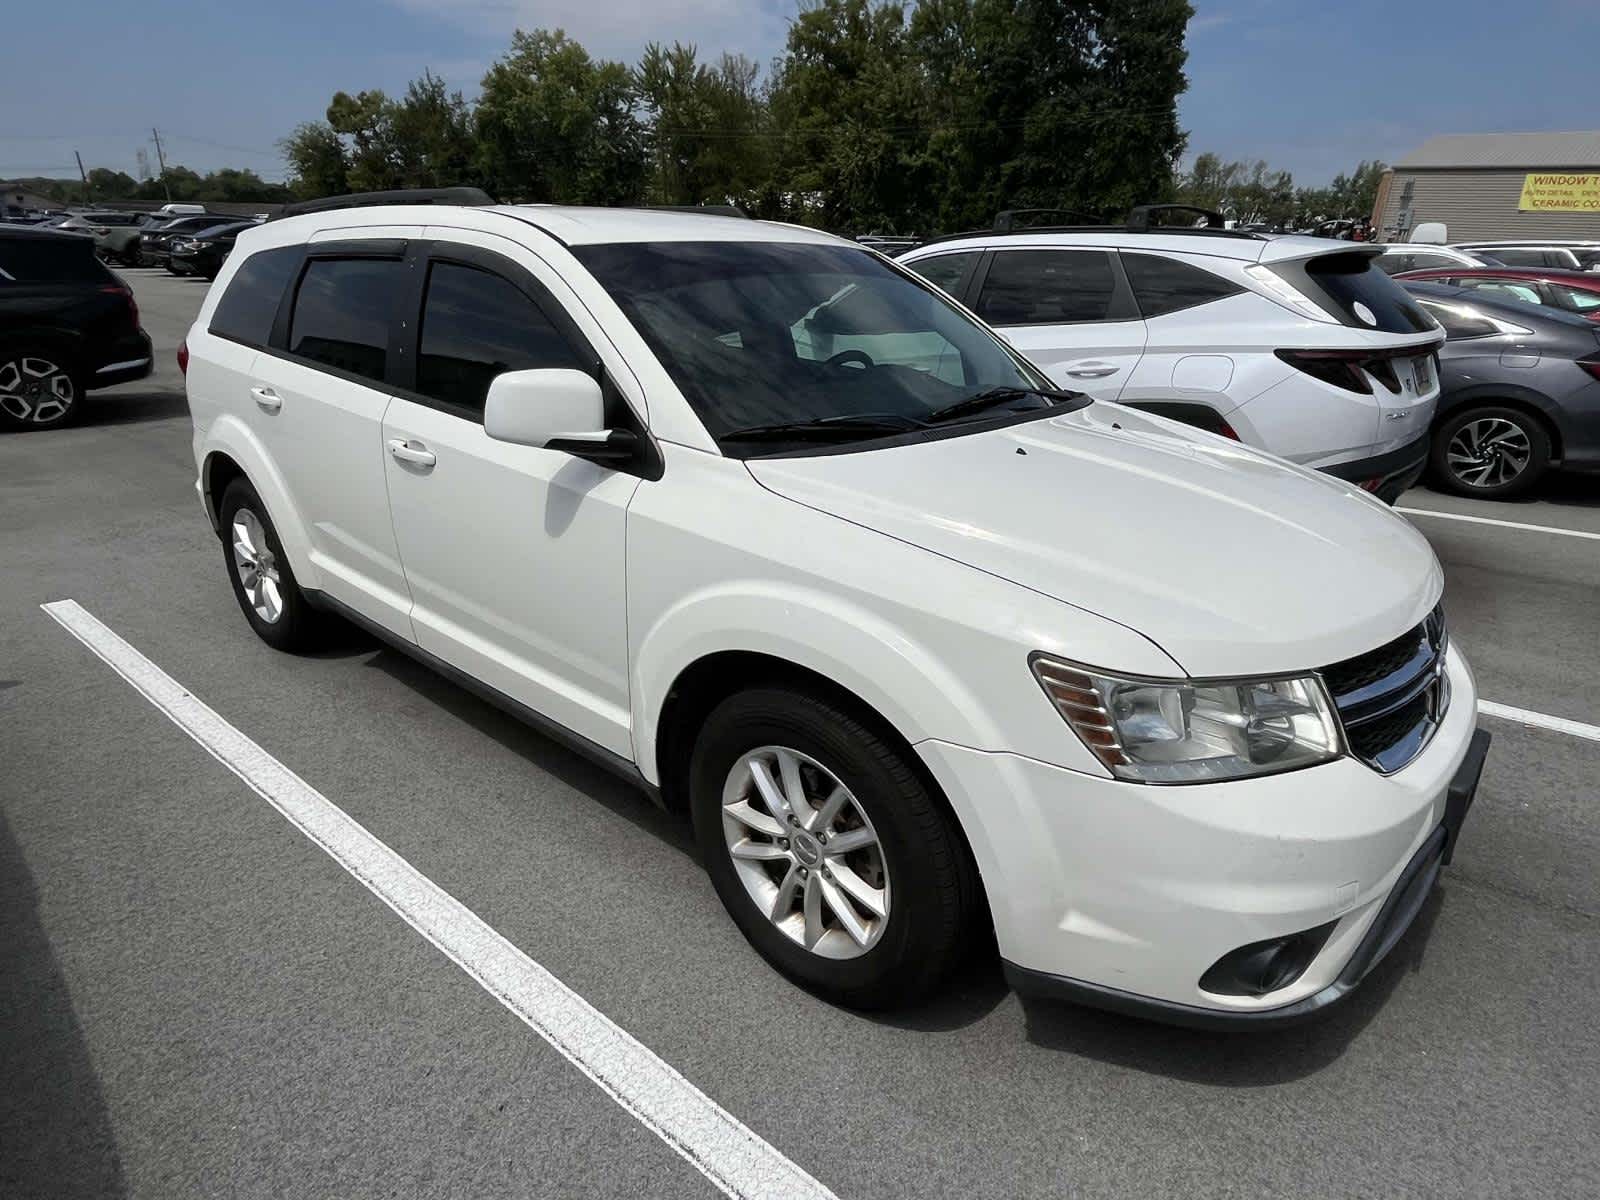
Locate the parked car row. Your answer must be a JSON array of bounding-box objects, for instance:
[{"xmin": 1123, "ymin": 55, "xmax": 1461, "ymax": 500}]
[
  {"xmin": 171, "ymin": 191, "xmax": 1489, "ymax": 1028},
  {"xmin": 1375, "ymin": 238, "xmax": 1600, "ymax": 276}
]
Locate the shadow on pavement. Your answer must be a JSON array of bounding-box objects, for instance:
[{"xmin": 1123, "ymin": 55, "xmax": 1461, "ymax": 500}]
[
  {"xmin": 0, "ymin": 808, "xmax": 129, "ymax": 1199},
  {"xmin": 363, "ymin": 646, "xmax": 700, "ymax": 862},
  {"xmin": 1013, "ymin": 886, "xmax": 1446, "ymax": 1086},
  {"xmin": 83, "ymin": 390, "xmax": 188, "ymax": 427}
]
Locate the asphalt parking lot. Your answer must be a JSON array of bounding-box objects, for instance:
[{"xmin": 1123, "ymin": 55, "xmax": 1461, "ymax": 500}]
[{"xmin": 4, "ymin": 267, "xmax": 1598, "ymax": 1199}]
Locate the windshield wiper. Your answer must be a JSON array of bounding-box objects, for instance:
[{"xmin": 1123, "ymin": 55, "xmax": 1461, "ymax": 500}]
[
  {"xmin": 720, "ymin": 413, "xmax": 928, "ymax": 444},
  {"xmin": 924, "ymin": 385, "xmax": 1083, "ymax": 425}
]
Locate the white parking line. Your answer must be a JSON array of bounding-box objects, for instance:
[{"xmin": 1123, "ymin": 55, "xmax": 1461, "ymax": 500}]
[
  {"xmin": 1479, "ymin": 700, "xmax": 1600, "ymax": 743},
  {"xmin": 41, "ymin": 599, "xmax": 838, "ymax": 1200},
  {"xmin": 1398, "ymin": 507, "xmax": 1600, "ymax": 542}
]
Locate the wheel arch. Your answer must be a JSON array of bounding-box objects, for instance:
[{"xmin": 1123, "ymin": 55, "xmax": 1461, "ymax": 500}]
[{"xmin": 198, "ymin": 417, "xmax": 321, "ymax": 588}]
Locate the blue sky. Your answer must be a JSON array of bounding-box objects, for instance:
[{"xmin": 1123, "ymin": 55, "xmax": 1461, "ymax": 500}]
[{"xmin": 4, "ymin": 0, "xmax": 1595, "ymax": 189}]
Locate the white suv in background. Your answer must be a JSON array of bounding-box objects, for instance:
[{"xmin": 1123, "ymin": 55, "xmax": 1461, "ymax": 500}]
[
  {"xmin": 184, "ymin": 196, "xmax": 1488, "ymax": 1028},
  {"xmin": 900, "ymin": 211, "xmax": 1445, "ymax": 501}
]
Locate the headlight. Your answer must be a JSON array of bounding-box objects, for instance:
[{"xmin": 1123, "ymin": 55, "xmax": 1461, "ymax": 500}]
[{"xmin": 1030, "ymin": 655, "xmax": 1342, "ymax": 783}]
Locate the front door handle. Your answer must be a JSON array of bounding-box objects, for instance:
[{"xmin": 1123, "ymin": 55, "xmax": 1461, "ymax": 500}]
[
  {"xmin": 387, "ymin": 438, "xmax": 437, "ymax": 469},
  {"xmin": 250, "ymin": 385, "xmax": 282, "ymax": 413},
  {"xmin": 1064, "ymin": 362, "xmax": 1118, "ymax": 379}
]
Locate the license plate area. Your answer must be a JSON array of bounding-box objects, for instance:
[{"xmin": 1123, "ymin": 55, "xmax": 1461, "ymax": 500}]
[{"xmin": 1410, "ymin": 352, "xmax": 1435, "ymax": 395}]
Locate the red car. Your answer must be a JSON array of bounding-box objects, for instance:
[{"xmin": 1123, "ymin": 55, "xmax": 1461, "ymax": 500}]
[{"xmin": 1393, "ymin": 266, "xmax": 1600, "ymax": 322}]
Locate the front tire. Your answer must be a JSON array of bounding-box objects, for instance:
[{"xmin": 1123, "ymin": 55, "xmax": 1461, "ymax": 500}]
[
  {"xmin": 690, "ymin": 686, "xmax": 977, "ymax": 1008},
  {"xmin": 0, "ymin": 345, "xmax": 82, "ymax": 432},
  {"xmin": 1429, "ymin": 405, "xmax": 1551, "ymax": 499},
  {"xmin": 218, "ymin": 478, "xmax": 323, "ymax": 651}
]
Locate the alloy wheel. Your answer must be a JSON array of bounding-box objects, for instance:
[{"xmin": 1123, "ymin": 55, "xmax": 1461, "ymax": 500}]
[
  {"xmin": 1446, "ymin": 417, "xmax": 1531, "ymax": 489},
  {"xmin": 0, "ymin": 356, "xmax": 75, "ymax": 424},
  {"xmin": 231, "ymin": 508, "xmax": 284, "ymax": 623},
  {"xmin": 721, "ymin": 745, "xmax": 891, "ymax": 960}
]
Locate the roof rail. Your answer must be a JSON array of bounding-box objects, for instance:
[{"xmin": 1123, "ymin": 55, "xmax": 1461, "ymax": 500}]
[
  {"xmin": 273, "ymin": 187, "xmax": 495, "ymax": 220},
  {"xmin": 643, "ymin": 204, "xmax": 748, "ymax": 218},
  {"xmin": 1125, "ymin": 204, "xmax": 1226, "ymax": 231},
  {"xmin": 994, "ymin": 208, "xmax": 1104, "ymax": 231}
]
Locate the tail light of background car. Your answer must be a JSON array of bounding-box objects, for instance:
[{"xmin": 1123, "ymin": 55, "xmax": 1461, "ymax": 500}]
[
  {"xmin": 99, "ymin": 284, "xmax": 138, "ymax": 329},
  {"xmin": 1578, "ymin": 353, "xmax": 1600, "ymax": 382},
  {"xmin": 177, "ymin": 339, "xmax": 189, "ymax": 376}
]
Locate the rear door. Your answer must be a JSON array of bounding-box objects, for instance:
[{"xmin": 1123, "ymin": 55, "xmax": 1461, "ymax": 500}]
[
  {"xmin": 970, "ymin": 248, "xmax": 1145, "ymax": 400},
  {"xmin": 246, "ymin": 234, "xmax": 417, "ymax": 637}
]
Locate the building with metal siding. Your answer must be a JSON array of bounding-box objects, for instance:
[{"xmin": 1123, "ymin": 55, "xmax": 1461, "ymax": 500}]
[{"xmin": 1372, "ymin": 131, "xmax": 1600, "ymax": 242}]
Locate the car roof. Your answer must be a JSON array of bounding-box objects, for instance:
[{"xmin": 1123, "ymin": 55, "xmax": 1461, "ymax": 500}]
[
  {"xmin": 254, "ymin": 203, "xmax": 849, "ymax": 249},
  {"xmin": 1397, "ymin": 265, "xmax": 1600, "ymax": 284},
  {"xmin": 0, "ymin": 224, "xmax": 95, "ymax": 243},
  {"xmin": 898, "ymin": 228, "xmax": 1357, "ymax": 264}
]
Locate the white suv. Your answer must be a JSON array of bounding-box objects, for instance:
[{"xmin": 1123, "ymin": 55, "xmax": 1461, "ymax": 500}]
[
  {"xmin": 184, "ymin": 197, "xmax": 1488, "ymax": 1027},
  {"xmin": 900, "ymin": 216, "xmax": 1445, "ymax": 502}
]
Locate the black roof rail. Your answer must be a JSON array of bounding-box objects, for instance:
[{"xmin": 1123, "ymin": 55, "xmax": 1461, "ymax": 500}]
[
  {"xmin": 643, "ymin": 204, "xmax": 748, "ymax": 218},
  {"xmin": 994, "ymin": 208, "xmax": 1104, "ymax": 232},
  {"xmin": 1126, "ymin": 203, "xmax": 1226, "ymax": 231},
  {"xmin": 273, "ymin": 187, "xmax": 495, "ymax": 220}
]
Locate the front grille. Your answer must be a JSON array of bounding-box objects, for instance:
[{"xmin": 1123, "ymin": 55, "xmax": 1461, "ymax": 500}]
[{"xmin": 1319, "ymin": 605, "xmax": 1448, "ymax": 774}]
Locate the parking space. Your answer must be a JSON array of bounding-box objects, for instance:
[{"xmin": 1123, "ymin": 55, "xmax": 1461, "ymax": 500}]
[{"xmin": 3, "ymin": 269, "xmax": 1598, "ymax": 1199}]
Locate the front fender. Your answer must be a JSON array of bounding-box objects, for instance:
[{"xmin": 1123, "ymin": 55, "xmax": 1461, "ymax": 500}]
[
  {"xmin": 632, "ymin": 582, "xmax": 1005, "ymax": 789},
  {"xmin": 199, "ymin": 414, "xmax": 322, "ymax": 590}
]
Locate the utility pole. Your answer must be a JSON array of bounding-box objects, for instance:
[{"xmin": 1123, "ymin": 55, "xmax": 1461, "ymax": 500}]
[
  {"xmin": 75, "ymin": 151, "xmax": 92, "ymax": 203},
  {"xmin": 151, "ymin": 127, "xmax": 171, "ymax": 201}
]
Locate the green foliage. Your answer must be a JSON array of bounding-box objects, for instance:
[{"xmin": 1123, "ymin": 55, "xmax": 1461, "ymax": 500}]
[
  {"xmin": 474, "ymin": 29, "xmax": 647, "ymax": 204},
  {"xmin": 1178, "ymin": 152, "xmax": 1389, "ymax": 227},
  {"xmin": 16, "ymin": 165, "xmax": 288, "ymax": 206},
  {"xmin": 269, "ymin": 6, "xmax": 1203, "ymax": 232}
]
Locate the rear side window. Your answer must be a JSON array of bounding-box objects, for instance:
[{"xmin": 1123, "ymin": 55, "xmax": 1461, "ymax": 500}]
[
  {"xmin": 0, "ymin": 236, "xmax": 109, "ymax": 283},
  {"xmin": 906, "ymin": 252, "xmax": 978, "ymax": 297},
  {"xmin": 1552, "ymin": 283, "xmax": 1600, "ymax": 313},
  {"xmin": 1269, "ymin": 253, "xmax": 1435, "ymax": 333},
  {"xmin": 1121, "ymin": 253, "xmax": 1242, "ymax": 317},
  {"xmin": 209, "ymin": 245, "xmax": 300, "ymax": 347},
  {"xmin": 416, "ymin": 261, "xmax": 583, "ymax": 416},
  {"xmin": 289, "ymin": 257, "xmax": 406, "ymax": 383},
  {"xmin": 1415, "ymin": 298, "xmax": 1498, "ymax": 340},
  {"xmin": 1458, "ymin": 279, "xmax": 1544, "ymax": 306},
  {"xmin": 977, "ymin": 250, "xmax": 1121, "ymax": 325}
]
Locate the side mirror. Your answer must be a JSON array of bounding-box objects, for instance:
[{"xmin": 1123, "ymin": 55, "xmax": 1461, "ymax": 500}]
[{"xmin": 484, "ymin": 368, "xmax": 608, "ymax": 450}]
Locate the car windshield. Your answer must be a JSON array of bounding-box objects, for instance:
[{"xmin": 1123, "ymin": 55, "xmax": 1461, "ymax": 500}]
[{"xmin": 573, "ymin": 240, "xmax": 1060, "ymax": 456}]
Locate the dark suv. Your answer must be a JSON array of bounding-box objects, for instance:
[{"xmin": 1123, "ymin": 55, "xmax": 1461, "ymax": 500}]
[
  {"xmin": 137, "ymin": 215, "xmax": 223, "ymax": 268},
  {"xmin": 0, "ymin": 226, "xmax": 152, "ymax": 430}
]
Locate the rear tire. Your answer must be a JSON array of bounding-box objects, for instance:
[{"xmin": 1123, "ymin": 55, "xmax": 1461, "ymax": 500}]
[
  {"xmin": 218, "ymin": 478, "xmax": 324, "ymax": 651},
  {"xmin": 1429, "ymin": 405, "xmax": 1551, "ymax": 499},
  {"xmin": 690, "ymin": 686, "xmax": 977, "ymax": 1009},
  {"xmin": 0, "ymin": 343, "xmax": 83, "ymax": 432}
]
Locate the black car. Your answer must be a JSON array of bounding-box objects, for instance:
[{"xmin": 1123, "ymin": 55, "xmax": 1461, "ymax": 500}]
[
  {"xmin": 1401, "ymin": 281, "xmax": 1600, "ymax": 497},
  {"xmin": 167, "ymin": 220, "xmax": 257, "ymax": 279},
  {"xmin": 137, "ymin": 214, "xmax": 224, "ymax": 267},
  {"xmin": 0, "ymin": 226, "xmax": 153, "ymax": 431}
]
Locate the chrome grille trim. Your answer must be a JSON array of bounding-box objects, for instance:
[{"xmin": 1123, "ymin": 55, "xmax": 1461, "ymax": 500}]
[{"xmin": 1319, "ymin": 605, "xmax": 1448, "ymax": 774}]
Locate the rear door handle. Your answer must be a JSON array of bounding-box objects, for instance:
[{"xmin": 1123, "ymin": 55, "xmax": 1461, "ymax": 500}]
[
  {"xmin": 250, "ymin": 385, "xmax": 281, "ymax": 413},
  {"xmin": 1064, "ymin": 362, "xmax": 1118, "ymax": 379},
  {"xmin": 387, "ymin": 438, "xmax": 437, "ymax": 469}
]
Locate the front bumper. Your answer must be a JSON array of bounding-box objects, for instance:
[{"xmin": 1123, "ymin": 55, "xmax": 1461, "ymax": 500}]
[
  {"xmin": 1003, "ymin": 727, "xmax": 1488, "ymax": 1029},
  {"xmin": 1321, "ymin": 432, "xmax": 1430, "ymax": 504},
  {"xmin": 915, "ymin": 643, "xmax": 1483, "ymax": 1026}
]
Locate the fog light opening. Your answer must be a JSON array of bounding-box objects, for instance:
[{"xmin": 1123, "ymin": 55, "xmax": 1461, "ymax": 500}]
[{"xmin": 1199, "ymin": 921, "xmax": 1338, "ymax": 998}]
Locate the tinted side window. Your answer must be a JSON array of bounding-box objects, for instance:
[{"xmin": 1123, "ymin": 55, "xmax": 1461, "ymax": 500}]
[
  {"xmin": 209, "ymin": 245, "xmax": 300, "ymax": 347},
  {"xmin": 1121, "ymin": 253, "xmax": 1242, "ymax": 317},
  {"xmin": 417, "ymin": 261, "xmax": 582, "ymax": 415},
  {"xmin": 1416, "ymin": 298, "xmax": 1497, "ymax": 339},
  {"xmin": 977, "ymin": 250, "xmax": 1119, "ymax": 325},
  {"xmin": 907, "ymin": 252, "xmax": 978, "ymax": 297},
  {"xmin": 289, "ymin": 257, "xmax": 406, "ymax": 383},
  {"xmin": 0, "ymin": 236, "xmax": 108, "ymax": 283}
]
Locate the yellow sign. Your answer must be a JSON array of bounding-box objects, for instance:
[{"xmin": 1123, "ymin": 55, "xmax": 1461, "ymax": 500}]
[{"xmin": 1518, "ymin": 173, "xmax": 1600, "ymax": 213}]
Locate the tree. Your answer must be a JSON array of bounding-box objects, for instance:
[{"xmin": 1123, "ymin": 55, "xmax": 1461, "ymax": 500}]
[
  {"xmin": 636, "ymin": 43, "xmax": 769, "ymax": 207},
  {"xmin": 389, "ymin": 71, "xmax": 478, "ymax": 189},
  {"xmin": 281, "ymin": 121, "xmax": 349, "ymax": 198},
  {"xmin": 326, "ymin": 89, "xmax": 400, "ymax": 192},
  {"xmin": 86, "ymin": 168, "xmax": 139, "ymax": 200},
  {"xmin": 474, "ymin": 29, "xmax": 648, "ymax": 204}
]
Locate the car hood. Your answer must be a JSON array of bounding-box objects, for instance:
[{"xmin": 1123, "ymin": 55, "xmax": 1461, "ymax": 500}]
[{"xmin": 746, "ymin": 404, "xmax": 1442, "ymax": 677}]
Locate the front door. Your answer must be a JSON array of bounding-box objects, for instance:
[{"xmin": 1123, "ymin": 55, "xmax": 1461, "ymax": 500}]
[
  {"xmin": 972, "ymin": 248, "xmax": 1146, "ymax": 400},
  {"xmin": 380, "ymin": 237, "xmax": 639, "ymax": 758}
]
